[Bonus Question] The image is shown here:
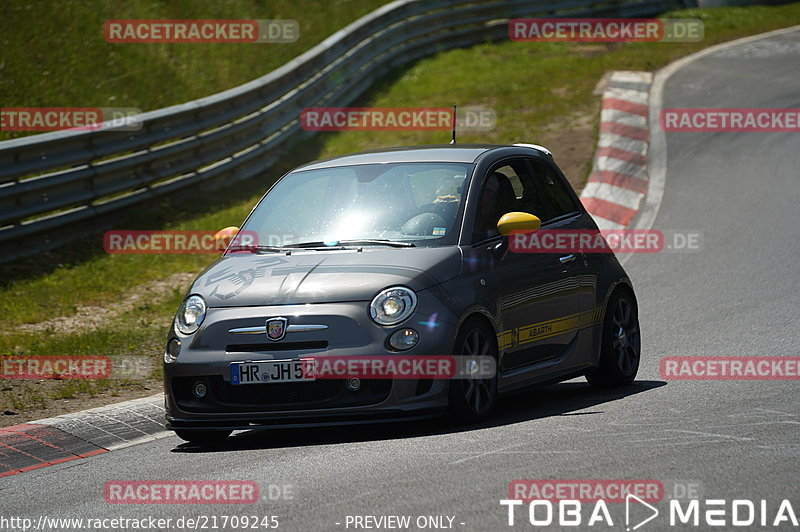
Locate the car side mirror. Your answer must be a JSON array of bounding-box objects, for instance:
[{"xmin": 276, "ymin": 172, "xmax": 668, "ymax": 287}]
[
  {"xmin": 497, "ymin": 212, "xmax": 541, "ymax": 236},
  {"xmin": 213, "ymin": 226, "xmax": 240, "ymax": 251}
]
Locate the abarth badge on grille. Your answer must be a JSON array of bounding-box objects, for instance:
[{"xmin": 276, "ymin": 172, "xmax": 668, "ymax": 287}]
[{"xmin": 266, "ymin": 317, "xmax": 288, "ymax": 341}]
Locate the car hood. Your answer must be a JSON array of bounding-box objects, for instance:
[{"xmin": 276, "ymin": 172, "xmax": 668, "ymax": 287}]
[{"xmin": 192, "ymin": 246, "xmax": 463, "ymax": 307}]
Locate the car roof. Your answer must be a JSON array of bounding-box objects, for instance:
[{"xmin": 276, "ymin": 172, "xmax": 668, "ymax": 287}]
[{"xmin": 291, "ymin": 144, "xmax": 550, "ymax": 171}]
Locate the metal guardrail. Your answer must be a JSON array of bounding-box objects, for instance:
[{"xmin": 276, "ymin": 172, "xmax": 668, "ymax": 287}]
[{"xmin": 0, "ymin": 0, "xmax": 679, "ymax": 262}]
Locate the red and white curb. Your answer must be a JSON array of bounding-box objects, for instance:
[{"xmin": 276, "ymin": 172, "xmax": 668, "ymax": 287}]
[
  {"xmin": 0, "ymin": 394, "xmax": 167, "ymax": 478},
  {"xmin": 581, "ymin": 71, "xmax": 653, "ymax": 230}
]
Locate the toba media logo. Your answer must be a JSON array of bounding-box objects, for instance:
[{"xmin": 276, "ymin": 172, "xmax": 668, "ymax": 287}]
[
  {"xmin": 500, "ymin": 480, "xmax": 798, "ymax": 529},
  {"xmin": 502, "ymin": 480, "xmax": 662, "ymax": 530}
]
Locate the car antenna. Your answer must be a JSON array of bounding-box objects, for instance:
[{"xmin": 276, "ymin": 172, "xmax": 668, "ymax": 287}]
[{"xmin": 449, "ymin": 105, "xmax": 456, "ymax": 144}]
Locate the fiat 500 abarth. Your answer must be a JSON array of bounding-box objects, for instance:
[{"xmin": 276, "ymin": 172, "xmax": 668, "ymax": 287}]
[{"xmin": 164, "ymin": 144, "xmax": 640, "ymax": 443}]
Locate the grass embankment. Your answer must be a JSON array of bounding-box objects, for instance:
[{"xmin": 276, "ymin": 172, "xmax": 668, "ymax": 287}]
[
  {"xmin": 0, "ymin": 0, "xmax": 387, "ymax": 141},
  {"xmin": 2, "ymin": 2, "xmax": 799, "ymax": 417}
]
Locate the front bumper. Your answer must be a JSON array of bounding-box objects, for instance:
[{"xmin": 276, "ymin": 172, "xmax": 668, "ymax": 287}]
[{"xmin": 164, "ymin": 297, "xmax": 459, "ymax": 428}]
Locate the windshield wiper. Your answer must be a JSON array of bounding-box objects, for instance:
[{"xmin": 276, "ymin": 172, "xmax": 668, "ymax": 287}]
[
  {"xmin": 336, "ymin": 239, "xmax": 416, "ymax": 248},
  {"xmin": 285, "ymin": 239, "xmax": 416, "ymax": 249},
  {"xmin": 226, "ymin": 245, "xmax": 286, "ymax": 254}
]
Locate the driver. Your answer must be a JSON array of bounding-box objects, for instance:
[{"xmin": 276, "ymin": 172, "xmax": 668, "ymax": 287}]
[{"xmin": 475, "ymin": 171, "xmax": 517, "ymax": 240}]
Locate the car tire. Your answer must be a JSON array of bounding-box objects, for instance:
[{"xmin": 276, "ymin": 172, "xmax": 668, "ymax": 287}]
[
  {"xmin": 586, "ymin": 289, "xmax": 641, "ymax": 388},
  {"xmin": 448, "ymin": 318, "xmax": 498, "ymax": 423},
  {"xmin": 173, "ymin": 430, "xmax": 232, "ymax": 444}
]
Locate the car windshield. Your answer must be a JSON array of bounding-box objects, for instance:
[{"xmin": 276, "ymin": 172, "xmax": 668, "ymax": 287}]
[{"xmin": 241, "ymin": 162, "xmax": 471, "ymax": 247}]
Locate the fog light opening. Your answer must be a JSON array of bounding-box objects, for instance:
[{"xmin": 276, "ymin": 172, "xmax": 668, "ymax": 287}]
[
  {"xmin": 389, "ymin": 328, "xmax": 419, "ymax": 350},
  {"xmin": 345, "ymin": 378, "xmax": 361, "ymax": 392},
  {"xmin": 193, "ymin": 381, "xmax": 207, "ymax": 398},
  {"xmin": 164, "ymin": 338, "xmax": 182, "ymax": 363}
]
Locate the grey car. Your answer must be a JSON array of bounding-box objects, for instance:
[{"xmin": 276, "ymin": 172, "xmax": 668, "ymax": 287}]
[{"xmin": 164, "ymin": 144, "xmax": 640, "ymax": 443}]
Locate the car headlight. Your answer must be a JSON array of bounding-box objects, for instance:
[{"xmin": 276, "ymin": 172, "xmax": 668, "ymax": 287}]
[
  {"xmin": 370, "ymin": 286, "xmax": 417, "ymax": 326},
  {"xmin": 175, "ymin": 294, "xmax": 207, "ymax": 335}
]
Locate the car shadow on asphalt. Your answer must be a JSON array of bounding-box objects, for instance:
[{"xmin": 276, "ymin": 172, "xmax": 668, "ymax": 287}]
[{"xmin": 170, "ymin": 379, "xmax": 666, "ymax": 454}]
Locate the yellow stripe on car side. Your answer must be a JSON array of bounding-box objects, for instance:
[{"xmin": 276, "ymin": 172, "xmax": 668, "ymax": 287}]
[{"xmin": 497, "ymin": 307, "xmax": 603, "ymax": 350}]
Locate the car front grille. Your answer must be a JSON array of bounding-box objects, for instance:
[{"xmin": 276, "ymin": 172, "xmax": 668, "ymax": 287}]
[
  {"xmin": 211, "ymin": 376, "xmax": 342, "ymax": 404},
  {"xmin": 172, "ymin": 376, "xmax": 391, "ymax": 413},
  {"xmin": 225, "ymin": 341, "xmax": 328, "ymax": 352}
]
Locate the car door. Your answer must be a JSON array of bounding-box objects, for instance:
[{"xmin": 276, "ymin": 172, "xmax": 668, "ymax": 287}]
[
  {"xmin": 471, "ymin": 158, "xmax": 586, "ymax": 372},
  {"xmin": 524, "ymin": 156, "xmax": 597, "ymax": 328}
]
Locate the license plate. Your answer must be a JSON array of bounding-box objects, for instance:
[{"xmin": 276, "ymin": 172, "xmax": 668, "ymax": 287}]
[{"xmin": 230, "ymin": 360, "xmax": 314, "ymax": 385}]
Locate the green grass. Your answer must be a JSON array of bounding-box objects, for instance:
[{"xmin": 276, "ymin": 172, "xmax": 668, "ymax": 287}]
[
  {"xmin": 0, "ymin": 291, "xmax": 179, "ymax": 359},
  {"xmin": 315, "ymin": 4, "xmax": 800, "ymax": 153},
  {"xmin": 1, "ymin": 2, "xmax": 799, "ymax": 413},
  {"xmin": 2, "ymin": 384, "xmax": 48, "ymax": 411},
  {"xmin": 0, "ymin": 199, "xmax": 247, "ymax": 326},
  {"xmin": 0, "ymin": 284, "xmax": 177, "ymax": 412},
  {"xmin": 0, "ymin": 0, "xmax": 387, "ymax": 141}
]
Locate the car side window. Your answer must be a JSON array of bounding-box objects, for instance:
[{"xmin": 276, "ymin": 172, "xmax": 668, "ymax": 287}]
[
  {"xmin": 472, "ymin": 160, "xmax": 541, "ymax": 242},
  {"xmin": 527, "ymin": 159, "xmax": 578, "ymax": 222}
]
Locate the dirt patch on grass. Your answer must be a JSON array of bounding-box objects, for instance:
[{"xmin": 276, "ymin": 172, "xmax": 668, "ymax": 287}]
[
  {"xmin": 536, "ymin": 106, "xmax": 600, "ymax": 192},
  {"xmin": 11, "ymin": 272, "xmax": 196, "ymax": 335},
  {"xmin": 0, "ymin": 271, "xmax": 196, "ymax": 425},
  {"xmin": 573, "ymin": 43, "xmax": 622, "ymax": 57}
]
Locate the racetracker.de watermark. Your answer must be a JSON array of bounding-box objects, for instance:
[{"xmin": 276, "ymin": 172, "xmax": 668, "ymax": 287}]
[
  {"xmin": 241, "ymin": 355, "xmax": 497, "ymax": 381},
  {"xmin": 661, "ymin": 108, "xmax": 800, "ymax": 132},
  {"xmin": 1, "ymin": 107, "xmax": 142, "ymax": 132},
  {"xmin": 103, "ymin": 230, "xmax": 259, "ymax": 254},
  {"xmin": 509, "ymin": 18, "xmax": 703, "ymax": 42},
  {"xmin": 508, "ymin": 479, "xmax": 663, "ymax": 504},
  {"xmin": 1, "ymin": 356, "xmax": 111, "ymax": 380},
  {"xmin": 104, "ymin": 19, "xmax": 299, "ymax": 43},
  {"xmin": 509, "ymin": 229, "xmax": 702, "ymax": 253},
  {"xmin": 299, "ymin": 106, "xmax": 495, "ymax": 132},
  {"xmin": 660, "ymin": 356, "xmax": 800, "ymax": 380},
  {"xmin": 103, "ymin": 481, "xmax": 259, "ymax": 504},
  {"xmin": 0, "ymin": 355, "xmax": 150, "ymax": 380}
]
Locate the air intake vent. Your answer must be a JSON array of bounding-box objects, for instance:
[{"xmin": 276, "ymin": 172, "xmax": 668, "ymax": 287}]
[{"xmin": 226, "ymin": 341, "xmax": 328, "ymax": 353}]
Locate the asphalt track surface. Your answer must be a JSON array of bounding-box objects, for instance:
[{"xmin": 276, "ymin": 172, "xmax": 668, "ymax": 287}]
[{"xmin": 2, "ymin": 29, "xmax": 799, "ymax": 532}]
